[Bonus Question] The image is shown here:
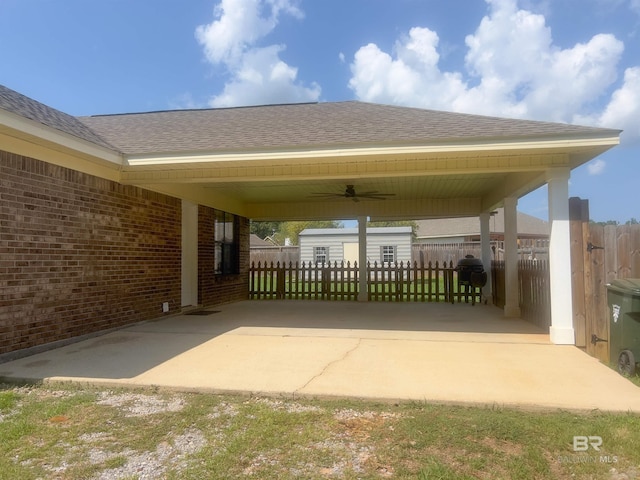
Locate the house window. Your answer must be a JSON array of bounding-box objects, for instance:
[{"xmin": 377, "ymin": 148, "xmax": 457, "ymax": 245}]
[
  {"xmin": 215, "ymin": 210, "xmax": 239, "ymax": 275},
  {"xmin": 381, "ymin": 245, "xmax": 396, "ymax": 264},
  {"xmin": 314, "ymin": 246, "xmax": 328, "ymax": 264}
]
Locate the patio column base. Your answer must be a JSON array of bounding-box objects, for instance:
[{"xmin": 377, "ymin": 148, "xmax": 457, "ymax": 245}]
[{"xmin": 550, "ymin": 326, "xmax": 575, "ymax": 345}]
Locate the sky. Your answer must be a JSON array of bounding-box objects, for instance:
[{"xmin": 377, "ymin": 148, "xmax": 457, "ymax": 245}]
[{"xmin": 0, "ymin": 0, "xmax": 639, "ymax": 223}]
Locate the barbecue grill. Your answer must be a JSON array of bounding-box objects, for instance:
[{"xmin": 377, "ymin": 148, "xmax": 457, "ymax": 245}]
[{"xmin": 455, "ymin": 255, "xmax": 487, "ymax": 305}]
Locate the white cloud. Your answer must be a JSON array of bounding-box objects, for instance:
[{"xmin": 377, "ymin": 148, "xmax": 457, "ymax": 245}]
[
  {"xmin": 587, "ymin": 159, "xmax": 606, "ymax": 175},
  {"xmin": 586, "ymin": 67, "xmax": 640, "ymax": 144},
  {"xmin": 207, "ymin": 45, "xmax": 320, "ymax": 107},
  {"xmin": 196, "ymin": 0, "xmax": 319, "ymax": 107},
  {"xmin": 349, "ymin": 28, "xmax": 467, "ymax": 108},
  {"xmin": 348, "ymin": 0, "xmax": 640, "ymax": 143}
]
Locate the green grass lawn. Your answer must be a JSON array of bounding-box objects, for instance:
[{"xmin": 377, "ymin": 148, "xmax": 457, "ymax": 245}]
[{"xmin": 1, "ymin": 382, "xmax": 638, "ymax": 479}]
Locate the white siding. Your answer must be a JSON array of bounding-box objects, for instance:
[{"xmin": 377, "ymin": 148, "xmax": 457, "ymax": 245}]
[
  {"xmin": 299, "ymin": 232, "xmax": 358, "ymax": 263},
  {"xmin": 299, "ymin": 227, "xmax": 412, "ymax": 265},
  {"xmin": 367, "ymin": 232, "xmax": 412, "ymax": 264}
]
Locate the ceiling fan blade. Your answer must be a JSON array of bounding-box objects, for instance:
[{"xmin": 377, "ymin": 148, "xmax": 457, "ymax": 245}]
[{"xmin": 310, "ymin": 185, "xmax": 395, "ymax": 201}]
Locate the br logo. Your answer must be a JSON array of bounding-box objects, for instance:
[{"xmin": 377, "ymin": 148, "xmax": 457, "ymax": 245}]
[{"xmin": 573, "ymin": 436, "xmax": 602, "ymax": 452}]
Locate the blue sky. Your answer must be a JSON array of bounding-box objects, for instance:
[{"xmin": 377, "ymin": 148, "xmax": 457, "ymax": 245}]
[{"xmin": 1, "ymin": 0, "xmax": 639, "ymax": 223}]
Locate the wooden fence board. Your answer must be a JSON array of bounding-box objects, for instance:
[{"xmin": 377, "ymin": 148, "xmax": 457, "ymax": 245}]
[
  {"xmin": 589, "ymin": 226, "xmax": 608, "ymax": 360},
  {"xmin": 632, "ymin": 225, "xmax": 640, "ymax": 277},
  {"xmin": 569, "ymin": 197, "xmax": 588, "ymax": 347},
  {"xmin": 604, "ymin": 225, "xmax": 618, "ymax": 283},
  {"xmin": 618, "ymin": 225, "xmax": 632, "ymax": 279}
]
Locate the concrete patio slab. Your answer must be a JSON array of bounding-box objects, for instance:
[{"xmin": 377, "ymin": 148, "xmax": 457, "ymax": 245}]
[{"xmin": 1, "ymin": 300, "xmax": 640, "ymax": 412}]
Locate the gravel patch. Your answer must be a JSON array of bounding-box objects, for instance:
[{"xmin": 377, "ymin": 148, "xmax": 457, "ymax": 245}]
[
  {"xmin": 333, "ymin": 408, "xmax": 399, "ymax": 421},
  {"xmin": 249, "ymin": 397, "xmax": 322, "ymax": 414},
  {"xmin": 96, "ymin": 392, "xmax": 185, "ymax": 417},
  {"xmin": 94, "ymin": 428, "xmax": 207, "ymax": 480},
  {"xmin": 208, "ymin": 401, "xmax": 239, "ymax": 419}
]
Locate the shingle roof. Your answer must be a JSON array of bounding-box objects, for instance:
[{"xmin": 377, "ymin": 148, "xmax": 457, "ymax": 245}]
[
  {"xmin": 250, "ymin": 234, "xmax": 275, "ymax": 247},
  {"xmin": 0, "ymin": 85, "xmax": 116, "ymax": 151},
  {"xmin": 77, "ymin": 101, "xmax": 620, "ymax": 157},
  {"xmin": 416, "ymin": 209, "xmax": 549, "ymax": 238},
  {"xmin": 0, "ymin": 84, "xmax": 621, "ymax": 157}
]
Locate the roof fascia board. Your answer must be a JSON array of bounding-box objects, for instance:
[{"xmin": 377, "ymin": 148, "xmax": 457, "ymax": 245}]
[
  {"xmin": 0, "ymin": 130, "xmax": 122, "ymax": 182},
  {"xmin": 125, "ymin": 135, "xmax": 620, "ymax": 166},
  {"xmin": 0, "ymin": 109, "xmax": 123, "ymax": 166}
]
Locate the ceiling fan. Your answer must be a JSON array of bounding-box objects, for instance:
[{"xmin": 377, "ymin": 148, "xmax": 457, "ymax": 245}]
[{"xmin": 310, "ymin": 184, "xmax": 396, "ymax": 202}]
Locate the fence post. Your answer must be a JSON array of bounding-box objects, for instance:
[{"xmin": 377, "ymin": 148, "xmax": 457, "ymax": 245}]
[
  {"xmin": 569, "ymin": 197, "xmax": 588, "ymax": 348},
  {"xmin": 276, "ymin": 262, "xmax": 285, "ymax": 300}
]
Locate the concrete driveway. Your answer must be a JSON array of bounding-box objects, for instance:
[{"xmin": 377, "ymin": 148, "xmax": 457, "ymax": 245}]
[{"xmin": 2, "ymin": 300, "xmax": 640, "ymax": 412}]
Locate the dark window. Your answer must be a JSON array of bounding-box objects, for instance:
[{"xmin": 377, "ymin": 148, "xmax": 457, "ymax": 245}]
[{"xmin": 215, "ymin": 210, "xmax": 239, "ymax": 275}]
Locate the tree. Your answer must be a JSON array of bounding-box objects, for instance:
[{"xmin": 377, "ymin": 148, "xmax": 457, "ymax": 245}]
[
  {"xmin": 274, "ymin": 220, "xmax": 342, "ymax": 245},
  {"xmin": 250, "ymin": 221, "xmax": 282, "ymax": 240},
  {"xmin": 590, "ymin": 218, "xmax": 639, "ymax": 226},
  {"xmin": 368, "ymin": 219, "xmax": 418, "ymax": 237},
  {"xmin": 590, "ymin": 220, "xmax": 619, "ymax": 226}
]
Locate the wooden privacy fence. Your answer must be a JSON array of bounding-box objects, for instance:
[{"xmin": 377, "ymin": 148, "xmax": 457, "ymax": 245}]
[
  {"xmin": 570, "ymin": 197, "xmax": 640, "ymax": 363},
  {"xmin": 413, "ymin": 240, "xmax": 549, "ymax": 264},
  {"xmin": 491, "ymin": 260, "xmax": 551, "ymax": 329},
  {"xmin": 250, "ymin": 260, "xmax": 479, "ymax": 303}
]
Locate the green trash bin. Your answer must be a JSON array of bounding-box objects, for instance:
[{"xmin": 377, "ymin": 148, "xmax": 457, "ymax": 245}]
[{"xmin": 607, "ymin": 279, "xmax": 640, "ymax": 376}]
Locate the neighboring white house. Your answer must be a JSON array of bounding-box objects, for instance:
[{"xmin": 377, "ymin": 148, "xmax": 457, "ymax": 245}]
[{"xmin": 298, "ymin": 227, "xmax": 413, "ymax": 265}]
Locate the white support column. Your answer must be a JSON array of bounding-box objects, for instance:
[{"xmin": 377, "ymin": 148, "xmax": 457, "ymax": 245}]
[
  {"xmin": 480, "ymin": 211, "xmax": 493, "ymax": 303},
  {"xmin": 547, "ymin": 168, "xmax": 575, "ymax": 344},
  {"xmin": 181, "ymin": 200, "xmax": 199, "ymax": 308},
  {"xmin": 503, "ymin": 197, "xmax": 521, "ymax": 317},
  {"xmin": 357, "ymin": 216, "xmax": 368, "ymax": 301}
]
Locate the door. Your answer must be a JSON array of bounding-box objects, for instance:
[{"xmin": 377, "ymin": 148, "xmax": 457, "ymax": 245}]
[{"xmin": 343, "ymin": 242, "xmax": 359, "ymax": 265}]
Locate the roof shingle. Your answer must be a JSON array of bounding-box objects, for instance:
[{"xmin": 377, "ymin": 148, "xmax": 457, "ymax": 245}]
[
  {"xmin": 78, "ymin": 101, "xmax": 620, "ymax": 157},
  {"xmin": 0, "ymin": 85, "xmax": 116, "ymax": 151}
]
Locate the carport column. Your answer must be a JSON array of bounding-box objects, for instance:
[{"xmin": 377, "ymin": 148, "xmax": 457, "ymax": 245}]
[
  {"xmin": 181, "ymin": 200, "xmax": 199, "ymax": 308},
  {"xmin": 547, "ymin": 167, "xmax": 575, "ymax": 345},
  {"xmin": 358, "ymin": 216, "xmax": 368, "ymax": 301},
  {"xmin": 479, "ymin": 211, "xmax": 493, "ymax": 303},
  {"xmin": 503, "ymin": 197, "xmax": 521, "ymax": 317}
]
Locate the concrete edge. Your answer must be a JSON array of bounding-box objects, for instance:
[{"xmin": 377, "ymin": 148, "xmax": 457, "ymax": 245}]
[{"xmin": 2, "ymin": 376, "xmax": 637, "ymax": 415}]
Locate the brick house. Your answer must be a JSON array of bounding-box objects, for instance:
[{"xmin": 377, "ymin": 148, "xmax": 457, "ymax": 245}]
[{"xmin": 0, "ymin": 84, "xmax": 620, "ymax": 357}]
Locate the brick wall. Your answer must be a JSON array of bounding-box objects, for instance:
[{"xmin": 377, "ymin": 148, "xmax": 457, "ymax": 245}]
[
  {"xmin": 0, "ymin": 152, "xmax": 182, "ymax": 356},
  {"xmin": 198, "ymin": 205, "xmax": 250, "ymax": 306}
]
